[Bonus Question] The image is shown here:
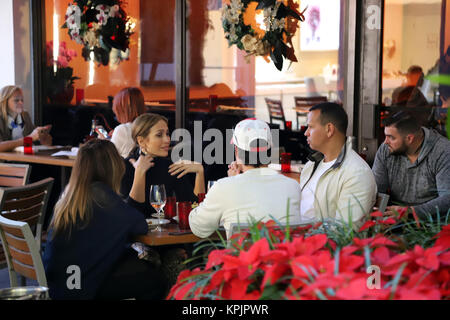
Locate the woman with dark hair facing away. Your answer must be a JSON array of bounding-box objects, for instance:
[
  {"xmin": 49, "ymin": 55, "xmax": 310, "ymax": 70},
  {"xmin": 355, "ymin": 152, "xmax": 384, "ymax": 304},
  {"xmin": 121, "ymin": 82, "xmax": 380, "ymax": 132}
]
[
  {"xmin": 121, "ymin": 113, "xmax": 205, "ymax": 217},
  {"xmin": 43, "ymin": 139, "xmax": 167, "ymax": 300},
  {"xmin": 111, "ymin": 87, "xmax": 147, "ymax": 158},
  {"xmin": 0, "ymin": 85, "xmax": 52, "ymax": 152}
]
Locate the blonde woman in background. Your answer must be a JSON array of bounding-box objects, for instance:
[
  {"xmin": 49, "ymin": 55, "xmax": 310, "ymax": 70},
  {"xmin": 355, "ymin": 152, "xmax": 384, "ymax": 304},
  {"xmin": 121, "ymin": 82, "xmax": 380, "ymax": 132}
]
[{"xmin": 0, "ymin": 85, "xmax": 52, "ymax": 152}]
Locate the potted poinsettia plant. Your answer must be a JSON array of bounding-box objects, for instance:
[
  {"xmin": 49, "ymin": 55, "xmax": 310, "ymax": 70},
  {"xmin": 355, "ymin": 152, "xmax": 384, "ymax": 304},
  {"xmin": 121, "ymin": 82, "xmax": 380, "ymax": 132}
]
[
  {"xmin": 45, "ymin": 41, "xmax": 80, "ymax": 104},
  {"xmin": 168, "ymin": 210, "xmax": 450, "ymax": 300}
]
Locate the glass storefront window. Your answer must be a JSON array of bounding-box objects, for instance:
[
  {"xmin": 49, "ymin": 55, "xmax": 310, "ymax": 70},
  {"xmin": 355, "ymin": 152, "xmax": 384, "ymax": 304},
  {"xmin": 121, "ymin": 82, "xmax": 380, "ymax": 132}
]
[
  {"xmin": 382, "ymin": 0, "xmax": 443, "ymax": 105},
  {"xmin": 43, "ymin": 0, "xmax": 347, "ymax": 147},
  {"xmin": 44, "ymin": 0, "xmax": 176, "ymax": 105},
  {"xmin": 382, "ymin": 0, "xmax": 449, "ymax": 136},
  {"xmin": 187, "ymin": 0, "xmax": 344, "ymax": 129}
]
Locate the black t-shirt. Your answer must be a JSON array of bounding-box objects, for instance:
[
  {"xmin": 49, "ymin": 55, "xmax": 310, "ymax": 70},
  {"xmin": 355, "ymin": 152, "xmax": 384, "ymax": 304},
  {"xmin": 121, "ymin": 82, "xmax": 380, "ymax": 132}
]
[{"xmin": 120, "ymin": 154, "xmax": 198, "ymax": 217}]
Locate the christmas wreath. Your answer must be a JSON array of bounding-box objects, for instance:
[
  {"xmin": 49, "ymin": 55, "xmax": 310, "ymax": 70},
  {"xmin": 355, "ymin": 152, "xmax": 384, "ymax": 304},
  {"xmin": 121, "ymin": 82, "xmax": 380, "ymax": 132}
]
[
  {"xmin": 63, "ymin": 0, "xmax": 135, "ymax": 66},
  {"xmin": 222, "ymin": 0, "xmax": 306, "ymax": 71}
]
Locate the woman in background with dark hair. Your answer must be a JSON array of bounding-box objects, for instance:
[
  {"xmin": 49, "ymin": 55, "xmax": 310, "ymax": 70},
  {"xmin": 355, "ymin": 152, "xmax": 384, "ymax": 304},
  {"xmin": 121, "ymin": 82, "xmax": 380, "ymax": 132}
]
[
  {"xmin": 111, "ymin": 87, "xmax": 147, "ymax": 158},
  {"xmin": 43, "ymin": 139, "xmax": 167, "ymax": 300}
]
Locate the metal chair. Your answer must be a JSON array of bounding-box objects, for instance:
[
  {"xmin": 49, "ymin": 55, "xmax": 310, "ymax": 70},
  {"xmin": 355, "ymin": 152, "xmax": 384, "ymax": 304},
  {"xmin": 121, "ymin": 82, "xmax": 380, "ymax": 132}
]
[
  {"xmin": 0, "ymin": 178, "xmax": 54, "ymax": 282},
  {"xmin": 265, "ymin": 98, "xmax": 287, "ymax": 129},
  {"xmin": 294, "ymin": 96, "xmax": 328, "ymax": 129},
  {"xmin": 0, "ymin": 163, "xmax": 31, "ymax": 188},
  {"xmin": 0, "ymin": 215, "xmax": 48, "ymax": 288}
]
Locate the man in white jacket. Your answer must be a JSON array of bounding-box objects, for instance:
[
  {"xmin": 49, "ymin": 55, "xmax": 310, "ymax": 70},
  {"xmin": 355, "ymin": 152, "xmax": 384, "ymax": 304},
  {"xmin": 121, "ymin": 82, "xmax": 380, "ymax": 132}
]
[
  {"xmin": 300, "ymin": 103, "xmax": 377, "ymax": 230},
  {"xmin": 189, "ymin": 119, "xmax": 302, "ymax": 239}
]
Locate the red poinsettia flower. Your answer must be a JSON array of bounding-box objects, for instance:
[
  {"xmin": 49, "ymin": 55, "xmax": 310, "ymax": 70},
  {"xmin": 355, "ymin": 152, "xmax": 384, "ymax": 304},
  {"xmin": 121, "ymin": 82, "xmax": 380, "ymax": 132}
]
[
  {"xmin": 353, "ymin": 235, "xmax": 398, "ymax": 250},
  {"xmin": 205, "ymin": 249, "xmax": 232, "ymax": 270},
  {"xmin": 359, "ymin": 220, "xmax": 376, "ymax": 232},
  {"xmin": 370, "ymin": 211, "xmax": 384, "ymax": 218},
  {"xmin": 371, "ymin": 246, "xmax": 392, "ymax": 265},
  {"xmin": 220, "ymin": 238, "xmax": 269, "ymax": 280},
  {"xmin": 291, "ymin": 250, "xmax": 334, "ymax": 280},
  {"xmin": 396, "ymin": 286, "xmax": 441, "ymax": 300},
  {"xmin": 433, "ymin": 225, "xmax": 450, "ymax": 248},
  {"xmin": 335, "ymin": 277, "xmax": 376, "ymax": 300},
  {"xmin": 379, "ymin": 218, "xmax": 397, "ymax": 225},
  {"xmin": 414, "ymin": 246, "xmax": 441, "ymax": 271},
  {"xmin": 261, "ymin": 263, "xmax": 291, "ymax": 288}
]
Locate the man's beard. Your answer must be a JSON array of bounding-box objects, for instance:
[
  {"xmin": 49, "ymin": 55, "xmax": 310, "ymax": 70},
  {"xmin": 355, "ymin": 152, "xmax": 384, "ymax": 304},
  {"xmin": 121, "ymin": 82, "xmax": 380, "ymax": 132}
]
[{"xmin": 388, "ymin": 143, "xmax": 408, "ymax": 156}]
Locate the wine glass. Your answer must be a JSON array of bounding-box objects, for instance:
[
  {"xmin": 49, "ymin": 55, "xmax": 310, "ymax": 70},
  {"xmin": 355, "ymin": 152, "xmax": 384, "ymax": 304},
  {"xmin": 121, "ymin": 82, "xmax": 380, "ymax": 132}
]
[{"xmin": 150, "ymin": 185, "xmax": 167, "ymax": 232}]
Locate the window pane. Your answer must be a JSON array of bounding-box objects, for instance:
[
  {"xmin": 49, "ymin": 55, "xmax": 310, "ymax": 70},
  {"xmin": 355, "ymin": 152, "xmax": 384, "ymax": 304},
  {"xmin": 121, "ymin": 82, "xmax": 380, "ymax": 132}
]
[
  {"xmin": 44, "ymin": 0, "xmax": 176, "ymax": 105},
  {"xmin": 188, "ymin": 0, "xmax": 344, "ymax": 130},
  {"xmin": 382, "ymin": 0, "xmax": 448, "ymax": 135}
]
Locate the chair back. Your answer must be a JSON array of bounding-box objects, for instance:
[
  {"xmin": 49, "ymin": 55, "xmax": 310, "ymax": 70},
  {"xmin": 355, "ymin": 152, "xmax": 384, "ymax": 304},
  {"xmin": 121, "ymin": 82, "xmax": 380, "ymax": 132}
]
[
  {"xmin": 0, "ymin": 164, "xmax": 33, "ymax": 270},
  {"xmin": 0, "ymin": 178, "xmax": 54, "ymax": 252},
  {"xmin": 294, "ymin": 96, "xmax": 328, "ymax": 129},
  {"xmin": 0, "ymin": 163, "xmax": 31, "ymax": 188},
  {"xmin": 294, "ymin": 96, "xmax": 328, "ymax": 113},
  {"xmin": 265, "ymin": 98, "xmax": 286, "ymax": 129},
  {"xmin": 376, "ymin": 193, "xmax": 390, "ymax": 214},
  {"xmin": 0, "ymin": 215, "xmax": 48, "ymax": 287}
]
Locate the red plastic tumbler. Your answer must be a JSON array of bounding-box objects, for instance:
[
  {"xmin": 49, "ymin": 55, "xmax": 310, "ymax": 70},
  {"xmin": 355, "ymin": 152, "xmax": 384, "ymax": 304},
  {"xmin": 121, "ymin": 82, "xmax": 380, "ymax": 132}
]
[
  {"xmin": 281, "ymin": 152, "xmax": 292, "ymax": 173},
  {"xmin": 286, "ymin": 121, "xmax": 292, "ymax": 130},
  {"xmin": 165, "ymin": 196, "xmax": 177, "ymax": 220},
  {"xmin": 177, "ymin": 202, "xmax": 192, "ymax": 230},
  {"xmin": 23, "ymin": 137, "xmax": 33, "ymax": 155},
  {"xmin": 76, "ymin": 88, "xmax": 85, "ymax": 105}
]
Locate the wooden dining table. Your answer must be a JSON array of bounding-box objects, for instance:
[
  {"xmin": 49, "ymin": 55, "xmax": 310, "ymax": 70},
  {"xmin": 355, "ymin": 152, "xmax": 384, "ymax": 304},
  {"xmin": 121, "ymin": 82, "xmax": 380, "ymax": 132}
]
[
  {"xmin": 0, "ymin": 149, "xmax": 75, "ymax": 189},
  {"xmin": 136, "ymin": 223, "xmax": 225, "ymax": 246}
]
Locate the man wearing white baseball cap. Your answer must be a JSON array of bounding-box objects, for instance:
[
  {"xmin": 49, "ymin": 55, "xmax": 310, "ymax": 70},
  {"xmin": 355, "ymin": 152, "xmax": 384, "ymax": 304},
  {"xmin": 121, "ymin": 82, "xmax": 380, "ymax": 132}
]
[{"xmin": 189, "ymin": 118, "xmax": 302, "ymax": 239}]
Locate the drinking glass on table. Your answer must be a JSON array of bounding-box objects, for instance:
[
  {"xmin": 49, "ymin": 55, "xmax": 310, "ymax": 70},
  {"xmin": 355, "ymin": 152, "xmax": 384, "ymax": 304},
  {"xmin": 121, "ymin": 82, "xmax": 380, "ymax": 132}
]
[{"xmin": 150, "ymin": 185, "xmax": 167, "ymax": 232}]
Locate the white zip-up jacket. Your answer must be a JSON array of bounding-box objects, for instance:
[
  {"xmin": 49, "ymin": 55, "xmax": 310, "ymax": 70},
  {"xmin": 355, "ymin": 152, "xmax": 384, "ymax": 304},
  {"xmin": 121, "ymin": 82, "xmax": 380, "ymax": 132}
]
[{"xmin": 300, "ymin": 139, "xmax": 377, "ymax": 230}]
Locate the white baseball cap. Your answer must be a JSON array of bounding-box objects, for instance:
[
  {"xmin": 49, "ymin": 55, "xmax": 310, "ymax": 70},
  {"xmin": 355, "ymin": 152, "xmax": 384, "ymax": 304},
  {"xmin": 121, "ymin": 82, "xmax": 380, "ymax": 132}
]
[{"xmin": 231, "ymin": 118, "xmax": 272, "ymax": 152}]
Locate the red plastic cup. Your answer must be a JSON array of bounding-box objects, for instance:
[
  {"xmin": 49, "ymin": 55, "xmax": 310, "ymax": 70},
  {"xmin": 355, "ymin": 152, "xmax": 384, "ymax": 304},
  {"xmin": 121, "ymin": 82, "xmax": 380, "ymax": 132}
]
[
  {"xmin": 281, "ymin": 152, "xmax": 292, "ymax": 173},
  {"xmin": 286, "ymin": 121, "xmax": 292, "ymax": 130},
  {"xmin": 76, "ymin": 88, "xmax": 85, "ymax": 105},
  {"xmin": 23, "ymin": 137, "xmax": 33, "ymax": 155},
  {"xmin": 165, "ymin": 196, "xmax": 177, "ymax": 220},
  {"xmin": 177, "ymin": 202, "xmax": 192, "ymax": 230},
  {"xmin": 198, "ymin": 193, "xmax": 206, "ymax": 203}
]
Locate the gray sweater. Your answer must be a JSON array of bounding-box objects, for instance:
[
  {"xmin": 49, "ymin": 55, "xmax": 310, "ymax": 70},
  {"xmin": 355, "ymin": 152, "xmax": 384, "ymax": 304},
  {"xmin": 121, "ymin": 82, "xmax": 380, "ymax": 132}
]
[{"xmin": 372, "ymin": 128, "xmax": 450, "ymax": 218}]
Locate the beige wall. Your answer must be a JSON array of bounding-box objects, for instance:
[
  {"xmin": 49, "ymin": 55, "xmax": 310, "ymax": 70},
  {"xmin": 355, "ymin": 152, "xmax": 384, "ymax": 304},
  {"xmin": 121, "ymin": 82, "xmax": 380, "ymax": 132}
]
[
  {"xmin": 384, "ymin": 1, "xmax": 441, "ymax": 74},
  {"xmin": 383, "ymin": 4, "xmax": 404, "ymax": 73},
  {"xmin": 402, "ymin": 2, "xmax": 441, "ymax": 73}
]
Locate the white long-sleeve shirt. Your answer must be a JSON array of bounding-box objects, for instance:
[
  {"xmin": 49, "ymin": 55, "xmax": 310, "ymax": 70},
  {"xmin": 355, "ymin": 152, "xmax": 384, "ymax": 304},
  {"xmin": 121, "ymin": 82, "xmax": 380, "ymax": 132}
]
[
  {"xmin": 111, "ymin": 123, "xmax": 135, "ymax": 158},
  {"xmin": 189, "ymin": 168, "xmax": 302, "ymax": 239}
]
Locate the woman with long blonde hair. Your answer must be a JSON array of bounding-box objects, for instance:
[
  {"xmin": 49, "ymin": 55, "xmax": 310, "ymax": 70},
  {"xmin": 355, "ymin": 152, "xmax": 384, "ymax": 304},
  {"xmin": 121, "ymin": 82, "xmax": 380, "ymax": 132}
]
[
  {"xmin": 0, "ymin": 85, "xmax": 52, "ymax": 152},
  {"xmin": 43, "ymin": 139, "xmax": 167, "ymax": 300}
]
